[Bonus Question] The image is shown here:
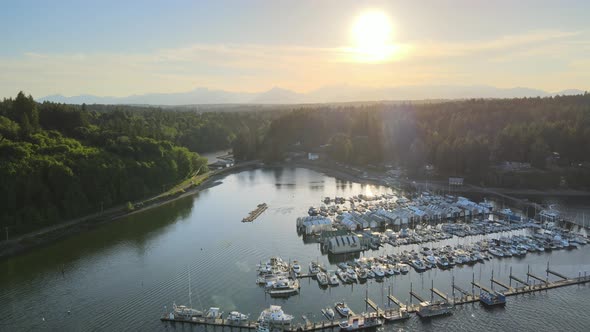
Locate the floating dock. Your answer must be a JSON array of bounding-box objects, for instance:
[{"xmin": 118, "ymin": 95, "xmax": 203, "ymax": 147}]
[
  {"xmin": 162, "ymin": 267, "xmax": 590, "ymax": 330},
  {"xmin": 161, "ymin": 316, "xmax": 257, "ymax": 329},
  {"xmin": 242, "ymin": 203, "xmax": 268, "ymax": 222}
]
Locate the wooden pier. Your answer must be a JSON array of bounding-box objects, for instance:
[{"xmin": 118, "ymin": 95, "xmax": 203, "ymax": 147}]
[
  {"xmin": 546, "ymin": 269, "xmax": 568, "ymax": 280},
  {"xmin": 387, "ymin": 294, "xmax": 407, "ymax": 310},
  {"xmin": 285, "ymin": 320, "xmax": 341, "ymax": 331},
  {"xmin": 546, "ymin": 262, "xmax": 568, "ymax": 280},
  {"xmin": 471, "ymin": 281, "xmax": 494, "ymax": 294},
  {"xmin": 365, "ymin": 298, "xmax": 380, "ymax": 312},
  {"xmin": 527, "ymin": 272, "xmax": 548, "ymax": 284},
  {"xmin": 410, "ymin": 290, "xmax": 426, "ymax": 303},
  {"xmin": 161, "ymin": 267, "xmax": 590, "ymax": 331},
  {"xmin": 366, "ymin": 290, "xmax": 412, "ymax": 323},
  {"xmin": 242, "ymin": 203, "xmax": 268, "ymax": 222},
  {"xmin": 509, "ymin": 273, "xmax": 530, "ymax": 287},
  {"xmin": 491, "ymin": 278, "xmax": 512, "ymax": 290},
  {"xmin": 452, "ymin": 283, "xmax": 472, "ymax": 297},
  {"xmin": 431, "ymin": 288, "xmax": 450, "ymax": 302}
]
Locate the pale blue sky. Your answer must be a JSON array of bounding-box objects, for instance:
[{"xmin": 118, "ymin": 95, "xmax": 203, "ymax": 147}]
[{"xmin": 1, "ymin": 0, "xmax": 589, "ymax": 98}]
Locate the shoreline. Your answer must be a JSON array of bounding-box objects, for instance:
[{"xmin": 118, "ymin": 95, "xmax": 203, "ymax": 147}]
[
  {"xmin": 0, "ymin": 161, "xmax": 263, "ymax": 261},
  {"xmin": 296, "ymin": 160, "xmax": 590, "ymax": 197},
  {"xmin": 2, "ymin": 159, "xmax": 588, "ymax": 260}
]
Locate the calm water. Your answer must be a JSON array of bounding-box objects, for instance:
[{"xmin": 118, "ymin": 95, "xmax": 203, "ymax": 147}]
[{"xmin": 1, "ymin": 167, "xmax": 590, "ymax": 332}]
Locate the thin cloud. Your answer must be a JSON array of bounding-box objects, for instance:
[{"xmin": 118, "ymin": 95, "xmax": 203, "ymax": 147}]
[
  {"xmin": 415, "ymin": 29, "xmax": 581, "ymax": 57},
  {"xmin": 0, "ymin": 29, "xmax": 587, "ymax": 97}
]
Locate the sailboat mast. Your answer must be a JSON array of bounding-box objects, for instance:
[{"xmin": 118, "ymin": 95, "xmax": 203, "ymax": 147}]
[{"xmin": 189, "ymin": 268, "xmax": 192, "ymax": 309}]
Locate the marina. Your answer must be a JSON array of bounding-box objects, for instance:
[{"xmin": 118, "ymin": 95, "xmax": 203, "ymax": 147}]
[
  {"xmin": 164, "ymin": 184, "xmax": 590, "ymax": 329},
  {"xmin": 2, "ymin": 167, "xmax": 590, "ymax": 332}
]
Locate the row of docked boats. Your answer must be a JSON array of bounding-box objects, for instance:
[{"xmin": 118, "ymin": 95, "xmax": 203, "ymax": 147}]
[
  {"xmin": 335, "ymin": 259, "xmax": 410, "ymax": 283},
  {"xmin": 318, "ymin": 270, "xmax": 341, "ymax": 286},
  {"xmin": 306, "ymin": 259, "xmax": 343, "ymax": 287},
  {"xmin": 371, "ymin": 219, "xmax": 534, "ymax": 249},
  {"xmin": 257, "ymin": 231, "xmax": 587, "ymax": 295},
  {"xmin": 332, "ymin": 230, "xmax": 587, "ymax": 276}
]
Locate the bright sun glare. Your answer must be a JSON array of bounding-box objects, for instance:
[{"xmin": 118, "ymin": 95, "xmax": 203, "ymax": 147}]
[{"xmin": 351, "ymin": 10, "xmax": 397, "ymax": 62}]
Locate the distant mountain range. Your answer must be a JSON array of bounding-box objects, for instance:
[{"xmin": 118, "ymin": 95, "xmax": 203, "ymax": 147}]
[{"xmin": 39, "ymin": 85, "xmax": 587, "ymax": 105}]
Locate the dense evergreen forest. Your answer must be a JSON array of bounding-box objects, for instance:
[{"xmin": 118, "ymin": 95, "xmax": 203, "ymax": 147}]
[
  {"xmin": 0, "ymin": 92, "xmax": 271, "ymax": 236},
  {"xmin": 2, "ymin": 91, "xmax": 589, "ymax": 236},
  {"xmin": 249, "ymin": 94, "xmax": 590, "ymax": 187}
]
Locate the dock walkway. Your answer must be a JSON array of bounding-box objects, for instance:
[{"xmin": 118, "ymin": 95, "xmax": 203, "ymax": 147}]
[{"xmin": 161, "ymin": 317, "xmax": 257, "ymax": 329}]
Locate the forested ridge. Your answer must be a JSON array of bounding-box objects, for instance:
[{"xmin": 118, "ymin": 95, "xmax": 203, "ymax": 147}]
[
  {"xmin": 0, "ymin": 92, "xmax": 270, "ymax": 236},
  {"xmin": 252, "ymin": 93, "xmax": 590, "ymax": 187},
  {"xmin": 2, "ymin": 91, "xmax": 590, "ymax": 237}
]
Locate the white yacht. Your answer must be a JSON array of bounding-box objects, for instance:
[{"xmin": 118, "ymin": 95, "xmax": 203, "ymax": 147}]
[
  {"xmin": 258, "ymin": 305, "xmax": 294, "ymax": 326},
  {"xmin": 335, "ymin": 302, "xmax": 351, "ymax": 317}
]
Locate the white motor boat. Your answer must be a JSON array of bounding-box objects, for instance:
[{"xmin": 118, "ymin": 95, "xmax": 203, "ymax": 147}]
[
  {"xmin": 292, "ymin": 260, "xmax": 302, "ymax": 275},
  {"xmin": 266, "ymin": 279, "xmax": 299, "ymax": 297},
  {"xmin": 335, "ymin": 302, "xmax": 351, "ymax": 317},
  {"xmin": 399, "ymin": 263, "xmax": 410, "ymax": 274},
  {"xmin": 317, "ymin": 271, "xmax": 329, "ymax": 286},
  {"xmin": 227, "ymin": 311, "xmax": 249, "ymax": 321},
  {"xmin": 346, "ymin": 267, "xmax": 359, "ymax": 282},
  {"xmin": 309, "ymin": 261, "xmax": 322, "ymax": 275},
  {"xmin": 371, "ymin": 265, "xmax": 385, "ymax": 278},
  {"xmin": 337, "ymin": 269, "xmax": 352, "ymax": 283},
  {"xmin": 258, "ymin": 305, "xmax": 294, "ymax": 326},
  {"xmin": 328, "ymin": 271, "xmax": 340, "ymax": 286},
  {"xmin": 322, "ymin": 307, "xmax": 335, "ymax": 320},
  {"xmin": 384, "ymin": 265, "xmax": 396, "ymax": 276}
]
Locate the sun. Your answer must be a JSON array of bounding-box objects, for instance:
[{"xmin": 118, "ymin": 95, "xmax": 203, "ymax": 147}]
[{"xmin": 351, "ymin": 10, "xmax": 397, "ymax": 62}]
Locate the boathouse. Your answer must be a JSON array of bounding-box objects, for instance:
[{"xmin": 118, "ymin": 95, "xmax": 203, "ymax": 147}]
[{"xmin": 327, "ymin": 235, "xmax": 364, "ymax": 254}]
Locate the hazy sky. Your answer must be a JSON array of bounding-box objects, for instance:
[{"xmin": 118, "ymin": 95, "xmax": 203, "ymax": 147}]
[{"xmin": 1, "ymin": 0, "xmax": 589, "ymax": 98}]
